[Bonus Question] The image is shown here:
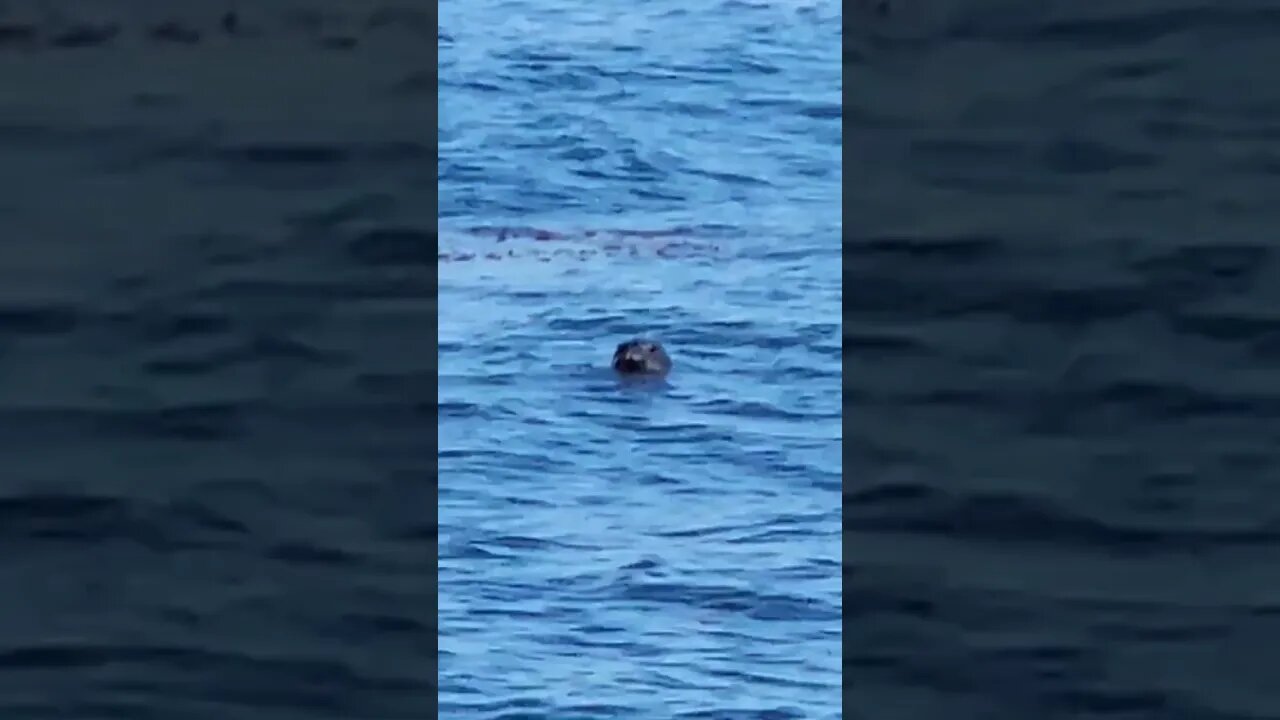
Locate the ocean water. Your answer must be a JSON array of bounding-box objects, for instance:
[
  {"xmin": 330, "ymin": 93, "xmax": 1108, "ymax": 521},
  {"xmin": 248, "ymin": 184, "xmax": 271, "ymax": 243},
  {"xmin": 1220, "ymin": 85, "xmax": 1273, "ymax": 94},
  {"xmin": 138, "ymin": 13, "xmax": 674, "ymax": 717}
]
[
  {"xmin": 852, "ymin": 2, "xmax": 1280, "ymax": 719},
  {"xmin": 14, "ymin": 1, "xmax": 1278, "ymax": 718},
  {"xmin": 0, "ymin": 0, "xmax": 840, "ymax": 715},
  {"xmin": 439, "ymin": 0, "xmax": 842, "ymax": 718},
  {"xmin": 0, "ymin": 4, "xmax": 440, "ymax": 719}
]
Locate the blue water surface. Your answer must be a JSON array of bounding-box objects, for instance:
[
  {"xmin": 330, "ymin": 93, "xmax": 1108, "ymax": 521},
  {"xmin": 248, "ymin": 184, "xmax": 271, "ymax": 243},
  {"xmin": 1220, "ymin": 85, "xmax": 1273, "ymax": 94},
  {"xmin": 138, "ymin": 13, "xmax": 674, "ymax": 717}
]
[{"xmin": 438, "ymin": 0, "xmax": 843, "ymax": 717}]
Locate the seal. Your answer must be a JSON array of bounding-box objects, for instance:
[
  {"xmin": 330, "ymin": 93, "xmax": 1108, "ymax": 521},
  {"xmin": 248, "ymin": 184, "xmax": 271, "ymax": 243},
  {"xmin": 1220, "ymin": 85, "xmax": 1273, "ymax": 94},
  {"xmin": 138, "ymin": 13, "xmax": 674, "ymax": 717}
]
[{"xmin": 612, "ymin": 339, "xmax": 672, "ymax": 376}]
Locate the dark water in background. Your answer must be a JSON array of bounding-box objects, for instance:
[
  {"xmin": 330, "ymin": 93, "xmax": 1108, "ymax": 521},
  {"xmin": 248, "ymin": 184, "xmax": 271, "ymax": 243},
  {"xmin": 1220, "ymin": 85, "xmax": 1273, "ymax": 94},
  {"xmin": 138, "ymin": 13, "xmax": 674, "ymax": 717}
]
[
  {"xmin": 439, "ymin": 0, "xmax": 840, "ymax": 718},
  {"xmin": 0, "ymin": 3, "xmax": 438, "ymax": 718},
  {"xmin": 851, "ymin": 2, "xmax": 1280, "ymax": 719}
]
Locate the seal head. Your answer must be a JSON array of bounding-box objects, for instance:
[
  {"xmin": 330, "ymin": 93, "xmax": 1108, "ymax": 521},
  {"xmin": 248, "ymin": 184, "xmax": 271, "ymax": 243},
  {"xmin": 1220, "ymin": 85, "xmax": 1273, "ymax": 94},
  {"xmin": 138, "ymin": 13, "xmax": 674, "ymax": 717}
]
[{"xmin": 612, "ymin": 339, "xmax": 672, "ymax": 376}]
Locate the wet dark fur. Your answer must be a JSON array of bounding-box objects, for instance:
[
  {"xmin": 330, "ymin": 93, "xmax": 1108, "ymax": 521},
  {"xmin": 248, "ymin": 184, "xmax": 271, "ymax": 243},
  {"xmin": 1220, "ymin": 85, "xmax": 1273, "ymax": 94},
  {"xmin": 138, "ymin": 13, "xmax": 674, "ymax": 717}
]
[{"xmin": 612, "ymin": 339, "xmax": 672, "ymax": 376}]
